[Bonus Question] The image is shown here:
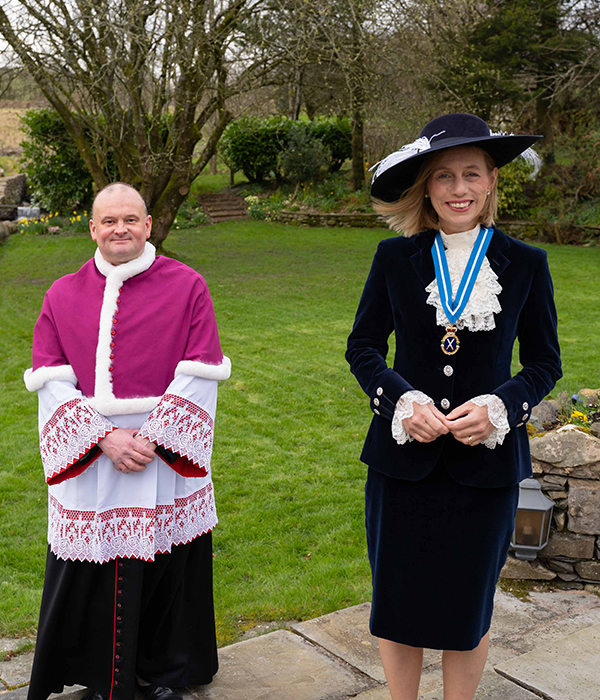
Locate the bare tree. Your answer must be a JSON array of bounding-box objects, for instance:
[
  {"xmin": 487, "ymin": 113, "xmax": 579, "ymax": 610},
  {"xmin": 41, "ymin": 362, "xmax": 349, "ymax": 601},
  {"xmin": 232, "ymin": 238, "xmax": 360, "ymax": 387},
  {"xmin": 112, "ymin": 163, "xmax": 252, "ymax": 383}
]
[
  {"xmin": 0, "ymin": 0, "xmax": 270, "ymax": 246},
  {"xmin": 251, "ymin": 0, "xmax": 391, "ymax": 190}
]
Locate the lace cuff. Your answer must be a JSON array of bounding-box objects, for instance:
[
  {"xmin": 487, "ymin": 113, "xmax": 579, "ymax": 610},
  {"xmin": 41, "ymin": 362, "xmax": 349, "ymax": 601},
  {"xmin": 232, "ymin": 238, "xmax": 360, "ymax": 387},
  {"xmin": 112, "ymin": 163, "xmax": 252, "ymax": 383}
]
[
  {"xmin": 138, "ymin": 393, "xmax": 214, "ymax": 476},
  {"xmin": 471, "ymin": 394, "xmax": 510, "ymax": 449},
  {"xmin": 40, "ymin": 398, "xmax": 115, "ymax": 483},
  {"xmin": 391, "ymin": 390, "xmax": 434, "ymax": 445}
]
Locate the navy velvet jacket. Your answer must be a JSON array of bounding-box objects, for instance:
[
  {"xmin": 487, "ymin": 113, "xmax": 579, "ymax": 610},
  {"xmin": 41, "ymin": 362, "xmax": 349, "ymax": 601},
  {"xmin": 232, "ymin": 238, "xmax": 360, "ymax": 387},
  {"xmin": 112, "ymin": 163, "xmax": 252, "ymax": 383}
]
[{"xmin": 346, "ymin": 227, "xmax": 562, "ymax": 488}]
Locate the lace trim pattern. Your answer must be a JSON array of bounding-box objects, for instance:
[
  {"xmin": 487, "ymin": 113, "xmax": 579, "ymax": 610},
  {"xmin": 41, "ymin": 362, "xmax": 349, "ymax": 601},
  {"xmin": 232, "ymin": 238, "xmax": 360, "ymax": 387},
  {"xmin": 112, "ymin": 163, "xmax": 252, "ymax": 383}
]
[
  {"xmin": 40, "ymin": 398, "xmax": 115, "ymax": 482},
  {"xmin": 48, "ymin": 483, "xmax": 217, "ymax": 563},
  {"xmin": 471, "ymin": 394, "xmax": 510, "ymax": 449},
  {"xmin": 138, "ymin": 394, "xmax": 214, "ymax": 471},
  {"xmin": 391, "ymin": 390, "xmax": 434, "ymax": 445},
  {"xmin": 426, "ymin": 253, "xmax": 502, "ymax": 332}
]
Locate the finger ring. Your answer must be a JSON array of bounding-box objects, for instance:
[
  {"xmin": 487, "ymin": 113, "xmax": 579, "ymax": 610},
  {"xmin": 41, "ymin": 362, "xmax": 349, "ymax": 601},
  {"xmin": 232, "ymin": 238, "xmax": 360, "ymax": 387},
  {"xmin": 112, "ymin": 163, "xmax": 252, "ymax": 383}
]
[{"xmin": 468, "ymin": 435, "xmax": 473, "ymax": 446}]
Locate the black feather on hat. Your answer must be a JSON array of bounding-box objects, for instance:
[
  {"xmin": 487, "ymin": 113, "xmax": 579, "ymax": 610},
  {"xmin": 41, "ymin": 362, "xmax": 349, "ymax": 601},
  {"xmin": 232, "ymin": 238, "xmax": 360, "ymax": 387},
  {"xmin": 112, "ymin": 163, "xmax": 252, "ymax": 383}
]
[{"xmin": 370, "ymin": 113, "xmax": 542, "ymax": 203}]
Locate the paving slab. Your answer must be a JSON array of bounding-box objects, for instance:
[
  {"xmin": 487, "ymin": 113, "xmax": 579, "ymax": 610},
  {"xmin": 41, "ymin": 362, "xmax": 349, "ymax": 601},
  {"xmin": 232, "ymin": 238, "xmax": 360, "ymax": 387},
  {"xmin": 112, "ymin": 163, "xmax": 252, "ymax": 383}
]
[
  {"xmin": 4, "ymin": 589, "xmax": 600, "ymax": 700},
  {"xmin": 291, "ymin": 604, "xmax": 445, "ymax": 682},
  {"xmin": 495, "ymin": 623, "xmax": 600, "ymax": 700},
  {"xmin": 420, "ymin": 669, "xmax": 540, "ymax": 699},
  {"xmin": 291, "ymin": 604, "xmax": 385, "ymax": 683},
  {"xmin": 0, "ymin": 688, "xmax": 28, "ymax": 700},
  {"xmin": 0, "ymin": 652, "xmax": 34, "ymax": 689},
  {"xmin": 501, "ymin": 603, "xmax": 600, "ymax": 655},
  {"xmin": 0, "ymin": 640, "xmax": 31, "ymax": 656},
  {"xmin": 487, "ymin": 589, "xmax": 554, "ymax": 644},
  {"xmin": 527, "ymin": 589, "xmax": 600, "ymax": 615},
  {"xmin": 187, "ymin": 630, "xmax": 376, "ymax": 700},
  {"xmin": 417, "ymin": 665, "xmax": 443, "ymax": 696},
  {"xmin": 48, "ymin": 689, "xmax": 85, "ymax": 700},
  {"xmin": 350, "ymin": 687, "xmax": 389, "ymax": 700}
]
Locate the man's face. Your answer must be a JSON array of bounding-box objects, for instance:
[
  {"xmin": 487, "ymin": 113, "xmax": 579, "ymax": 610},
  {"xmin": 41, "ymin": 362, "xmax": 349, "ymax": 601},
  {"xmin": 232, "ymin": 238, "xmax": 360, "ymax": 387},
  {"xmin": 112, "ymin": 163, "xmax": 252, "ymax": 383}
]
[{"xmin": 89, "ymin": 187, "xmax": 151, "ymax": 265}]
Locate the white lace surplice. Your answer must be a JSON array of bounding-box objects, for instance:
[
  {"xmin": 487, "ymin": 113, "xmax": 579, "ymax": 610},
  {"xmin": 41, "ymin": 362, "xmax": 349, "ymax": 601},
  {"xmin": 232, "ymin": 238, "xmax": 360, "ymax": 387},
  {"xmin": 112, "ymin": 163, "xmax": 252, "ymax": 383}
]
[
  {"xmin": 391, "ymin": 226, "xmax": 510, "ymax": 449},
  {"xmin": 39, "ymin": 375, "xmax": 218, "ymax": 563}
]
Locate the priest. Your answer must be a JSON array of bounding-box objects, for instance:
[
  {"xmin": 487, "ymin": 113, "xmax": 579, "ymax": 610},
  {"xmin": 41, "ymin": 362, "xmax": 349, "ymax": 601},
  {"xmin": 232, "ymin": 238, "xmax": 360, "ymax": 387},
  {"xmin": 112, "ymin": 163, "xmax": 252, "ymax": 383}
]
[{"xmin": 25, "ymin": 182, "xmax": 230, "ymax": 700}]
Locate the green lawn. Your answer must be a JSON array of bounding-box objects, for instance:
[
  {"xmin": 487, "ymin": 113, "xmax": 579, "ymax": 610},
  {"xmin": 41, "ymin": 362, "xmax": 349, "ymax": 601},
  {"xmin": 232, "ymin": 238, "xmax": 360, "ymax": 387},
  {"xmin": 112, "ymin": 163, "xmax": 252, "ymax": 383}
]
[{"xmin": 0, "ymin": 223, "xmax": 598, "ymax": 644}]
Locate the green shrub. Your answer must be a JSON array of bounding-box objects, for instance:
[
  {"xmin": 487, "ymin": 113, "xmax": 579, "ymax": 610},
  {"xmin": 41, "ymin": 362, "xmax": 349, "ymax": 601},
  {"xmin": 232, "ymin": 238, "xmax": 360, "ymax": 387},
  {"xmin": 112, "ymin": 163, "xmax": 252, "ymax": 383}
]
[
  {"xmin": 244, "ymin": 194, "xmax": 284, "ymax": 221},
  {"xmin": 220, "ymin": 116, "xmax": 293, "ymax": 183},
  {"xmin": 220, "ymin": 116, "xmax": 352, "ymax": 183},
  {"xmin": 173, "ymin": 196, "xmax": 208, "ymax": 228},
  {"xmin": 20, "ymin": 109, "xmax": 95, "ymax": 212},
  {"xmin": 497, "ymin": 158, "xmax": 532, "ymax": 219},
  {"xmin": 278, "ymin": 127, "xmax": 330, "ymax": 184},
  {"xmin": 308, "ymin": 117, "xmax": 352, "ymax": 172}
]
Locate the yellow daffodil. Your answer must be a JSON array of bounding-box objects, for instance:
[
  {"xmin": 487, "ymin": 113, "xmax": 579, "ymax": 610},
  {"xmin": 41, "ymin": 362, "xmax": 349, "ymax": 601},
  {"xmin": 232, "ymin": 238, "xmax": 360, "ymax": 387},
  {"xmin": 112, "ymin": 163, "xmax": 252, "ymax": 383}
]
[{"xmin": 571, "ymin": 410, "xmax": 588, "ymax": 422}]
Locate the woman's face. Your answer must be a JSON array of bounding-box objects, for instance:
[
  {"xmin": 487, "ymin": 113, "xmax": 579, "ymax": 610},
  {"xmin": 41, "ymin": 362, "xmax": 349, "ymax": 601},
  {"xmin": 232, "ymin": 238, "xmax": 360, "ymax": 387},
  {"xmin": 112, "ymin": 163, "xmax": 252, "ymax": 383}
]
[{"xmin": 426, "ymin": 146, "xmax": 497, "ymax": 234}]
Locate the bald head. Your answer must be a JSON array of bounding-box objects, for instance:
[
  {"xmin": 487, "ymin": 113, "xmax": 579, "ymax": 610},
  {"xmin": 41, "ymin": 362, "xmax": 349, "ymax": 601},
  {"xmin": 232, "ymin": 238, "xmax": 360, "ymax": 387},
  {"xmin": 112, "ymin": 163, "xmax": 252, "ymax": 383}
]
[
  {"xmin": 92, "ymin": 183, "xmax": 148, "ymax": 220},
  {"xmin": 89, "ymin": 182, "xmax": 152, "ymax": 265}
]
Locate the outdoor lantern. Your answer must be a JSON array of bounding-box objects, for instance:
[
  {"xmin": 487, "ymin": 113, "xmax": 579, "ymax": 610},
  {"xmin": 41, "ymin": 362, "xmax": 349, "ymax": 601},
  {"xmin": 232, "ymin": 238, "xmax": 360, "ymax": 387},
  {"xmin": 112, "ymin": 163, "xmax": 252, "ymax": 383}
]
[{"xmin": 510, "ymin": 479, "xmax": 554, "ymax": 561}]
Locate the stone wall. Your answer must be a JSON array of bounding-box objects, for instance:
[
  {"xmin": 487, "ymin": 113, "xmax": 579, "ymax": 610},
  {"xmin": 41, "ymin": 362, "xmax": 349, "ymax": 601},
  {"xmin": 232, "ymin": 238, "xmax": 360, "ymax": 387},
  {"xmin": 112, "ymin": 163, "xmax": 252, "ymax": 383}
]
[
  {"xmin": 275, "ymin": 211, "xmax": 387, "ymax": 228},
  {"xmin": 0, "ymin": 220, "xmax": 18, "ymax": 245},
  {"xmin": 502, "ymin": 423, "xmax": 600, "ymax": 587},
  {"xmin": 0, "ymin": 174, "xmax": 27, "ymax": 226},
  {"xmin": 0, "ymin": 174, "xmax": 27, "ymax": 244},
  {"xmin": 0, "ymin": 174, "xmax": 27, "ymax": 207}
]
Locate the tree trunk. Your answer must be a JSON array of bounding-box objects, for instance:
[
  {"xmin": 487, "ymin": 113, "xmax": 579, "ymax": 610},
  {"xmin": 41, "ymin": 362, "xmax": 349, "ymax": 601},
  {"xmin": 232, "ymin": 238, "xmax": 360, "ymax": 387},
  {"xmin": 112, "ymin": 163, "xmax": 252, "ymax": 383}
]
[
  {"xmin": 536, "ymin": 92, "xmax": 554, "ymax": 164},
  {"xmin": 149, "ymin": 181, "xmax": 189, "ymax": 249},
  {"xmin": 350, "ymin": 5, "xmax": 366, "ymax": 192},
  {"xmin": 289, "ymin": 66, "xmax": 303, "ymax": 120},
  {"xmin": 535, "ymin": 0, "xmax": 558, "ymax": 165},
  {"xmin": 351, "ymin": 85, "xmax": 365, "ymax": 191}
]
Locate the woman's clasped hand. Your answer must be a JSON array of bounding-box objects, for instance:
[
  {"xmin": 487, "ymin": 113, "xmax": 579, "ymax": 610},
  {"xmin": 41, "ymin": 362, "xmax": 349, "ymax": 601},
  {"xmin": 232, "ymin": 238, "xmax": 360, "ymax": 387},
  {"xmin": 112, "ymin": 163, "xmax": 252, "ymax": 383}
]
[{"xmin": 403, "ymin": 400, "xmax": 494, "ymax": 446}]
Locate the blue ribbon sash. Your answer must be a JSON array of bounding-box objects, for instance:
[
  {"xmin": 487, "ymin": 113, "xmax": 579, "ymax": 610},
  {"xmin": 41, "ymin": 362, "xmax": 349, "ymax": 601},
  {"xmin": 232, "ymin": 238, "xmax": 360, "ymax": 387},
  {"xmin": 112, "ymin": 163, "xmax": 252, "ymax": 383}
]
[{"xmin": 431, "ymin": 227, "xmax": 494, "ymax": 326}]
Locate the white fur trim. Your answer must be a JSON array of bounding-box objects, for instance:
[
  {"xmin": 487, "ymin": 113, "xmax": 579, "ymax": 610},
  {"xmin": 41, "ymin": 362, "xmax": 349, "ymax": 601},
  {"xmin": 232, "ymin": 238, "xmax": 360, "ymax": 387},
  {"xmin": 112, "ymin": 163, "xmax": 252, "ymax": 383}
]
[
  {"xmin": 175, "ymin": 357, "xmax": 232, "ymax": 381},
  {"xmin": 93, "ymin": 243, "xmax": 156, "ymax": 413},
  {"xmin": 93, "ymin": 241, "xmax": 156, "ymax": 278},
  {"xmin": 24, "ymin": 365, "xmax": 78, "ymax": 392},
  {"xmin": 88, "ymin": 395, "xmax": 162, "ymax": 416}
]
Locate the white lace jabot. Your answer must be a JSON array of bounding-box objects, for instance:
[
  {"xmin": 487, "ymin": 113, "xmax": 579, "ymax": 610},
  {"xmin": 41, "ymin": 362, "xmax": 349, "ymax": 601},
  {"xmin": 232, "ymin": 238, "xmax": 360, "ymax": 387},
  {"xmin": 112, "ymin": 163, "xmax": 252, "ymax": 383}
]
[{"xmin": 425, "ymin": 225, "xmax": 502, "ymax": 332}]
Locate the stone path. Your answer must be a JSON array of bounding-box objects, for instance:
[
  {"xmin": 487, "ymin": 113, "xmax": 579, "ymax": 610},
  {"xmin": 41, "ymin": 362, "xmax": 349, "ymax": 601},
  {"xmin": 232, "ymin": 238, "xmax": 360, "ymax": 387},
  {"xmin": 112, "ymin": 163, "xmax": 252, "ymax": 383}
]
[{"xmin": 2, "ymin": 587, "xmax": 600, "ymax": 699}]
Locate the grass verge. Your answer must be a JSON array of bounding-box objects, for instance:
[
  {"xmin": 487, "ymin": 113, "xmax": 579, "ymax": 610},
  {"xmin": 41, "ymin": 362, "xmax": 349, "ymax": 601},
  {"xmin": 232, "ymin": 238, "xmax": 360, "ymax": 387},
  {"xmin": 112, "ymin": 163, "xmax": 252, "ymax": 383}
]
[{"xmin": 0, "ymin": 223, "xmax": 598, "ymax": 644}]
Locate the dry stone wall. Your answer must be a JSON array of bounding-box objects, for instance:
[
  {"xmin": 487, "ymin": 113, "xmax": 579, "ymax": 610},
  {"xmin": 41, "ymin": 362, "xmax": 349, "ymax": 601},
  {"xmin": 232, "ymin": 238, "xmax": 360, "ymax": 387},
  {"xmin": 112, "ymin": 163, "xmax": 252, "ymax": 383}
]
[
  {"xmin": 502, "ymin": 421, "xmax": 600, "ymax": 587},
  {"xmin": 0, "ymin": 174, "xmax": 26, "ymax": 209},
  {"xmin": 0, "ymin": 174, "xmax": 27, "ymax": 244},
  {"xmin": 275, "ymin": 211, "xmax": 387, "ymax": 228}
]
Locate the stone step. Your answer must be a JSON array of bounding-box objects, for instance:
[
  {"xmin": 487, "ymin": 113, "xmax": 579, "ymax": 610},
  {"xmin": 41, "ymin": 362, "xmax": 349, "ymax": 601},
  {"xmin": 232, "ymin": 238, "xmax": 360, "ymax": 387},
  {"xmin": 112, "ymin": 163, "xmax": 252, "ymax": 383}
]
[
  {"xmin": 204, "ymin": 207, "xmax": 249, "ymax": 216},
  {"xmin": 197, "ymin": 193, "xmax": 248, "ymax": 224},
  {"xmin": 207, "ymin": 213, "xmax": 248, "ymax": 222}
]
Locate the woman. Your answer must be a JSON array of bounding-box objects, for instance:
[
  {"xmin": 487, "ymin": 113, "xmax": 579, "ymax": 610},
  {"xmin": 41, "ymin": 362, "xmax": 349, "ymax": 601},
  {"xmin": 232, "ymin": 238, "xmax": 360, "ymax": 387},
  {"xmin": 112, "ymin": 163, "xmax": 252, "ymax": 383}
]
[{"xmin": 346, "ymin": 113, "xmax": 561, "ymax": 700}]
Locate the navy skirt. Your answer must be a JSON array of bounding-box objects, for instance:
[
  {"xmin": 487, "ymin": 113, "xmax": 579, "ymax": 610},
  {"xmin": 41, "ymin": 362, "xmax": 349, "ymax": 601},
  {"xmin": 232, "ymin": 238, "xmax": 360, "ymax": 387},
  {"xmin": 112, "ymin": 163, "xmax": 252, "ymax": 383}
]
[{"xmin": 365, "ymin": 462, "xmax": 518, "ymax": 651}]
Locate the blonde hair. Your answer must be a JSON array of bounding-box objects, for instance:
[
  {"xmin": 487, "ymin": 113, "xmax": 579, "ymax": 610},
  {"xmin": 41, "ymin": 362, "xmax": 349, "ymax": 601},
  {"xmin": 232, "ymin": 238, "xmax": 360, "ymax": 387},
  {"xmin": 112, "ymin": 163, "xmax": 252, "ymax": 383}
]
[{"xmin": 373, "ymin": 147, "xmax": 498, "ymax": 236}]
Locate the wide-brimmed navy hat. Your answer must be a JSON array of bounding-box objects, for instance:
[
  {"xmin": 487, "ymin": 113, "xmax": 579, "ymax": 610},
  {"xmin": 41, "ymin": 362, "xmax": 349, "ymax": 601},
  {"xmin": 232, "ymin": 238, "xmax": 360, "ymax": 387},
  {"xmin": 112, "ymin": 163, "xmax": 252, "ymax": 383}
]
[{"xmin": 370, "ymin": 113, "xmax": 542, "ymax": 202}]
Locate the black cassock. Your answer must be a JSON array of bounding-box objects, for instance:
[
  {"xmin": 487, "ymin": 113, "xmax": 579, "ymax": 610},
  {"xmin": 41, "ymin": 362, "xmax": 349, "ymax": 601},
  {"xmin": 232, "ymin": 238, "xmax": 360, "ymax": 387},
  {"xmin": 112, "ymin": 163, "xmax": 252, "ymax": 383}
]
[{"xmin": 28, "ymin": 533, "xmax": 218, "ymax": 700}]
